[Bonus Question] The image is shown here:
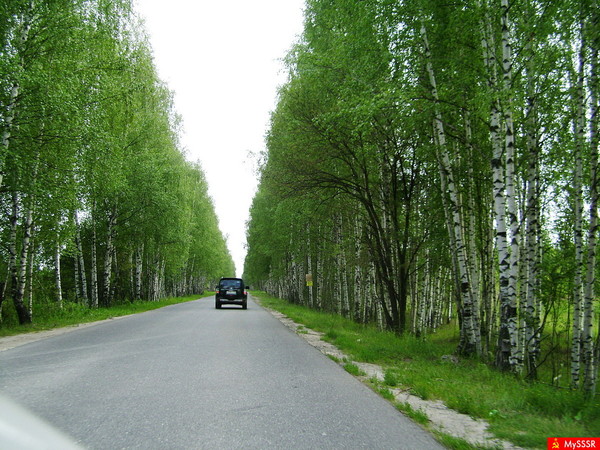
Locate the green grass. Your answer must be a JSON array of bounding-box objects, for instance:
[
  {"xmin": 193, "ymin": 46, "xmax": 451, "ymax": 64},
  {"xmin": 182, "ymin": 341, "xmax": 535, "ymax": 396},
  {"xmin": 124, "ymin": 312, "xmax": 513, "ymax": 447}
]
[
  {"xmin": 0, "ymin": 295, "xmax": 202, "ymax": 337},
  {"xmin": 432, "ymin": 433, "xmax": 484, "ymax": 450},
  {"xmin": 252, "ymin": 290, "xmax": 600, "ymax": 449},
  {"xmin": 384, "ymin": 369, "xmax": 400, "ymax": 387},
  {"xmin": 395, "ymin": 401, "xmax": 430, "ymax": 425},
  {"xmin": 343, "ymin": 362, "xmax": 363, "ymax": 376}
]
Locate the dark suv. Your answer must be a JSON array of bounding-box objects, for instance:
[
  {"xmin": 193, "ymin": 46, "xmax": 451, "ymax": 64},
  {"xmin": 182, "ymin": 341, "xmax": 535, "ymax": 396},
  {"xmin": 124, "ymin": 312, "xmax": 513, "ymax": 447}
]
[{"xmin": 215, "ymin": 277, "xmax": 248, "ymax": 309}]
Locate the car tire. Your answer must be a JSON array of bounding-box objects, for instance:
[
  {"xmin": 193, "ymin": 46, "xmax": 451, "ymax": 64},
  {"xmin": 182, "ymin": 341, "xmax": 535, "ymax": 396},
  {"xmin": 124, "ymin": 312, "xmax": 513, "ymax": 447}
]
[
  {"xmin": 215, "ymin": 300, "xmax": 221, "ymax": 309},
  {"xmin": 242, "ymin": 302, "xmax": 247, "ymax": 310}
]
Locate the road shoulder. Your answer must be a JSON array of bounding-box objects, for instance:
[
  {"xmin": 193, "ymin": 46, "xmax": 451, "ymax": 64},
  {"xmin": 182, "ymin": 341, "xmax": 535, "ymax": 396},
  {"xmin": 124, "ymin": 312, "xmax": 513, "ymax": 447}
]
[
  {"xmin": 255, "ymin": 296, "xmax": 525, "ymax": 450},
  {"xmin": 0, "ymin": 317, "xmax": 129, "ymax": 352}
]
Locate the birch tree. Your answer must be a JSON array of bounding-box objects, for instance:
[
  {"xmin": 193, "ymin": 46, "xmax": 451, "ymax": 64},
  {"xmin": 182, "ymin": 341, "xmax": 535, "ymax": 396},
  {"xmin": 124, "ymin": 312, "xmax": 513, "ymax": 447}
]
[
  {"xmin": 419, "ymin": 18, "xmax": 482, "ymax": 356},
  {"xmin": 0, "ymin": 0, "xmax": 233, "ymax": 324},
  {"xmin": 582, "ymin": 4, "xmax": 599, "ymax": 397}
]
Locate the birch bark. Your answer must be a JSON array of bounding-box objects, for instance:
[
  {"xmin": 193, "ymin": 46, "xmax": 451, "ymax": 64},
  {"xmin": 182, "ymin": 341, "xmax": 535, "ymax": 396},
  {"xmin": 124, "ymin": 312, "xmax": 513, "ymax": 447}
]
[
  {"xmin": 482, "ymin": 0, "xmax": 521, "ymax": 372},
  {"xmin": 316, "ymin": 237, "xmax": 323, "ymax": 309},
  {"xmin": 73, "ymin": 211, "xmax": 88, "ymax": 304},
  {"xmin": 523, "ymin": 32, "xmax": 541, "ymax": 379},
  {"xmin": 10, "ymin": 148, "xmax": 39, "ymax": 324},
  {"xmin": 583, "ymin": 37, "xmax": 599, "ymax": 397},
  {"xmin": 12, "ymin": 195, "xmax": 34, "ymax": 324},
  {"xmin": 341, "ymin": 246, "xmax": 349, "ymax": 318},
  {"xmin": 307, "ymin": 229, "xmax": 314, "ymax": 308},
  {"xmin": 479, "ymin": 1, "xmax": 509, "ymax": 357},
  {"xmin": 135, "ymin": 244, "xmax": 143, "ymax": 300},
  {"xmin": 501, "ymin": 0, "xmax": 521, "ymax": 373},
  {"xmin": 7, "ymin": 190, "xmax": 19, "ymax": 318},
  {"xmin": 0, "ymin": 0, "xmax": 35, "ymax": 189},
  {"xmin": 464, "ymin": 116, "xmax": 481, "ymax": 329},
  {"xmin": 54, "ymin": 241, "xmax": 63, "ymax": 308},
  {"xmin": 354, "ymin": 216, "xmax": 364, "ymax": 322},
  {"xmin": 420, "ymin": 20, "xmax": 481, "ymax": 356},
  {"xmin": 571, "ymin": 19, "xmax": 587, "ymax": 390},
  {"xmin": 27, "ymin": 234, "xmax": 35, "ymax": 318},
  {"xmin": 524, "ymin": 113, "xmax": 541, "ymax": 379},
  {"xmin": 90, "ymin": 202, "xmax": 99, "ymax": 309},
  {"xmin": 102, "ymin": 208, "xmax": 117, "ymax": 307}
]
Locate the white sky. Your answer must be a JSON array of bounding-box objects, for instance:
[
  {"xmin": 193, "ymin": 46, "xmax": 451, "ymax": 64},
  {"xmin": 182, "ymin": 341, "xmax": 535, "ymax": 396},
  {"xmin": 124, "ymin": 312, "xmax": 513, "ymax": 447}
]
[{"xmin": 133, "ymin": 0, "xmax": 306, "ymax": 276}]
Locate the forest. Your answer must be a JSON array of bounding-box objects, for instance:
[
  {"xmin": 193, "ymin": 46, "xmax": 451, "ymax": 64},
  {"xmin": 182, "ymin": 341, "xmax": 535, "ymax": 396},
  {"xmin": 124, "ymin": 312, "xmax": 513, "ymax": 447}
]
[
  {"xmin": 0, "ymin": 1, "xmax": 234, "ymax": 326},
  {"xmin": 243, "ymin": 0, "xmax": 600, "ymax": 397}
]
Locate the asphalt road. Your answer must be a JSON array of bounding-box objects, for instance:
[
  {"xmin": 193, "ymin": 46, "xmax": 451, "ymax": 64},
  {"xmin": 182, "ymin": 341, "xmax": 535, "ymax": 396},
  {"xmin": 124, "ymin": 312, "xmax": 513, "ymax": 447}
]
[{"xmin": 0, "ymin": 295, "xmax": 443, "ymax": 449}]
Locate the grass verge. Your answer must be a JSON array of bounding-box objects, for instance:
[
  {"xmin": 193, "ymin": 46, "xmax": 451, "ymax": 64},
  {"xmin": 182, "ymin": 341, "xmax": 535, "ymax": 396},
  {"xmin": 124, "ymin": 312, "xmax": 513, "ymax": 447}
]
[
  {"xmin": 0, "ymin": 295, "xmax": 202, "ymax": 338},
  {"xmin": 252, "ymin": 290, "xmax": 600, "ymax": 449}
]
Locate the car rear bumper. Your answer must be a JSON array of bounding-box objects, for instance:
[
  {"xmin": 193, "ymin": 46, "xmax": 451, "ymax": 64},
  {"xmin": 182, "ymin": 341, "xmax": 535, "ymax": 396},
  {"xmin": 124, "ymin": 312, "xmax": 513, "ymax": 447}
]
[
  {"xmin": 216, "ymin": 295, "xmax": 247, "ymax": 305},
  {"xmin": 218, "ymin": 298, "xmax": 246, "ymax": 305}
]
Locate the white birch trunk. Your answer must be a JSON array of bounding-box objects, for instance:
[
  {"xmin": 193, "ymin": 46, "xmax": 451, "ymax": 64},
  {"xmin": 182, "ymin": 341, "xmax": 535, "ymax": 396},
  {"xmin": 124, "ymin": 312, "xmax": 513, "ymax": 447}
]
[
  {"xmin": 128, "ymin": 251, "xmax": 134, "ymax": 299},
  {"xmin": 158, "ymin": 258, "xmax": 166, "ymax": 300},
  {"xmin": 149, "ymin": 254, "xmax": 161, "ymax": 302},
  {"xmin": 0, "ymin": 0, "xmax": 35, "ymax": 189},
  {"xmin": 316, "ymin": 247, "xmax": 323, "ymax": 309},
  {"xmin": 354, "ymin": 217, "xmax": 363, "ymax": 322},
  {"xmin": 524, "ymin": 37, "xmax": 541, "ymax": 379},
  {"xmin": 571, "ymin": 22, "xmax": 587, "ymax": 389},
  {"xmin": 54, "ymin": 240, "xmax": 63, "ymax": 308},
  {"xmin": 583, "ymin": 42, "xmax": 599, "ymax": 397},
  {"xmin": 421, "ymin": 20, "xmax": 481, "ymax": 356},
  {"xmin": 464, "ymin": 115, "xmax": 481, "ymax": 324},
  {"xmin": 110, "ymin": 248, "xmax": 118, "ymax": 301},
  {"xmin": 90, "ymin": 202, "xmax": 99, "ymax": 309},
  {"xmin": 8, "ymin": 190, "xmax": 19, "ymax": 311},
  {"xmin": 309, "ymin": 260, "xmax": 315, "ymax": 309},
  {"xmin": 74, "ymin": 211, "xmax": 88, "ymax": 304},
  {"xmin": 27, "ymin": 234, "xmax": 35, "ymax": 318},
  {"xmin": 73, "ymin": 242, "xmax": 81, "ymax": 303},
  {"xmin": 307, "ymin": 232, "xmax": 314, "ymax": 308},
  {"xmin": 11, "ymin": 149, "xmax": 39, "ymax": 324},
  {"xmin": 135, "ymin": 244, "xmax": 143, "ymax": 300},
  {"xmin": 478, "ymin": 0, "xmax": 506, "ymax": 360},
  {"xmin": 102, "ymin": 209, "xmax": 116, "ymax": 306},
  {"xmin": 340, "ymin": 247, "xmax": 349, "ymax": 318},
  {"xmin": 297, "ymin": 253, "xmax": 304, "ymax": 306},
  {"xmin": 0, "ymin": 273, "xmax": 8, "ymax": 323},
  {"xmin": 464, "ymin": 116, "xmax": 482, "ymax": 347},
  {"xmin": 479, "ymin": 0, "xmax": 519, "ymax": 372},
  {"xmin": 500, "ymin": 0, "xmax": 521, "ymax": 373},
  {"xmin": 13, "ymin": 199, "xmax": 34, "ymax": 324}
]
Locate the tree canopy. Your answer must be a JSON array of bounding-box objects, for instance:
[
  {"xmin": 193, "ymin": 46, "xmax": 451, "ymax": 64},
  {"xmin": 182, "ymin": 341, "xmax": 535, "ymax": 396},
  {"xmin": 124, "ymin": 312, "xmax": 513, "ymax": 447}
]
[
  {"xmin": 244, "ymin": 0, "xmax": 599, "ymax": 396},
  {"xmin": 0, "ymin": 0, "xmax": 234, "ymax": 323}
]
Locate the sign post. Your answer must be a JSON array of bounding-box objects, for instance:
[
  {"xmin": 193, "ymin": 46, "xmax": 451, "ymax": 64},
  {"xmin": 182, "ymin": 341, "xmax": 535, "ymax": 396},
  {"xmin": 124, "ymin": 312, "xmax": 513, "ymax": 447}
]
[{"xmin": 305, "ymin": 273, "xmax": 313, "ymax": 287}]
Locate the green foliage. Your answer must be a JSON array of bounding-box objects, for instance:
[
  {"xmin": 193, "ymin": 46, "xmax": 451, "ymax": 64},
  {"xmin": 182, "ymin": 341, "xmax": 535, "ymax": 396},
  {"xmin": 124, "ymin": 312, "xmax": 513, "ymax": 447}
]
[
  {"xmin": 246, "ymin": 0, "xmax": 599, "ymax": 392},
  {"xmin": 0, "ymin": 0, "xmax": 233, "ymax": 323}
]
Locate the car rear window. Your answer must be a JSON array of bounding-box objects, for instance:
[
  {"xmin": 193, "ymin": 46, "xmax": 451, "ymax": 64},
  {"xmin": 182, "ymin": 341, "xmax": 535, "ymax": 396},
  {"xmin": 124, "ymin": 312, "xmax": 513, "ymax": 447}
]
[{"xmin": 220, "ymin": 279, "xmax": 242, "ymax": 289}]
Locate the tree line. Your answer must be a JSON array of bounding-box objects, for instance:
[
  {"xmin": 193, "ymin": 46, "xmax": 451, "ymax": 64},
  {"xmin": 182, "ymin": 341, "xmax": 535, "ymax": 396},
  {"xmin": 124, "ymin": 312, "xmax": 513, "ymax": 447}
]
[
  {"xmin": 243, "ymin": 0, "xmax": 599, "ymax": 397},
  {"xmin": 0, "ymin": 0, "xmax": 234, "ymax": 325}
]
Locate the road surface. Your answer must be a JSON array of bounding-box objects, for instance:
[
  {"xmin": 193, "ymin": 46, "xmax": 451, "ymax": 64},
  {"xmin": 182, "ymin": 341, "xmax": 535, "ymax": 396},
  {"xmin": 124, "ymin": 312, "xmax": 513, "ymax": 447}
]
[{"xmin": 0, "ymin": 295, "xmax": 443, "ymax": 449}]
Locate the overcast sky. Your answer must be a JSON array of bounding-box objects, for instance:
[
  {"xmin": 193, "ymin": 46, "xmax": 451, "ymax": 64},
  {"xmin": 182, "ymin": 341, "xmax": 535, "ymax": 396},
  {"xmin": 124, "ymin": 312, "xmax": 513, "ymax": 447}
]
[{"xmin": 133, "ymin": 0, "xmax": 305, "ymax": 276}]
